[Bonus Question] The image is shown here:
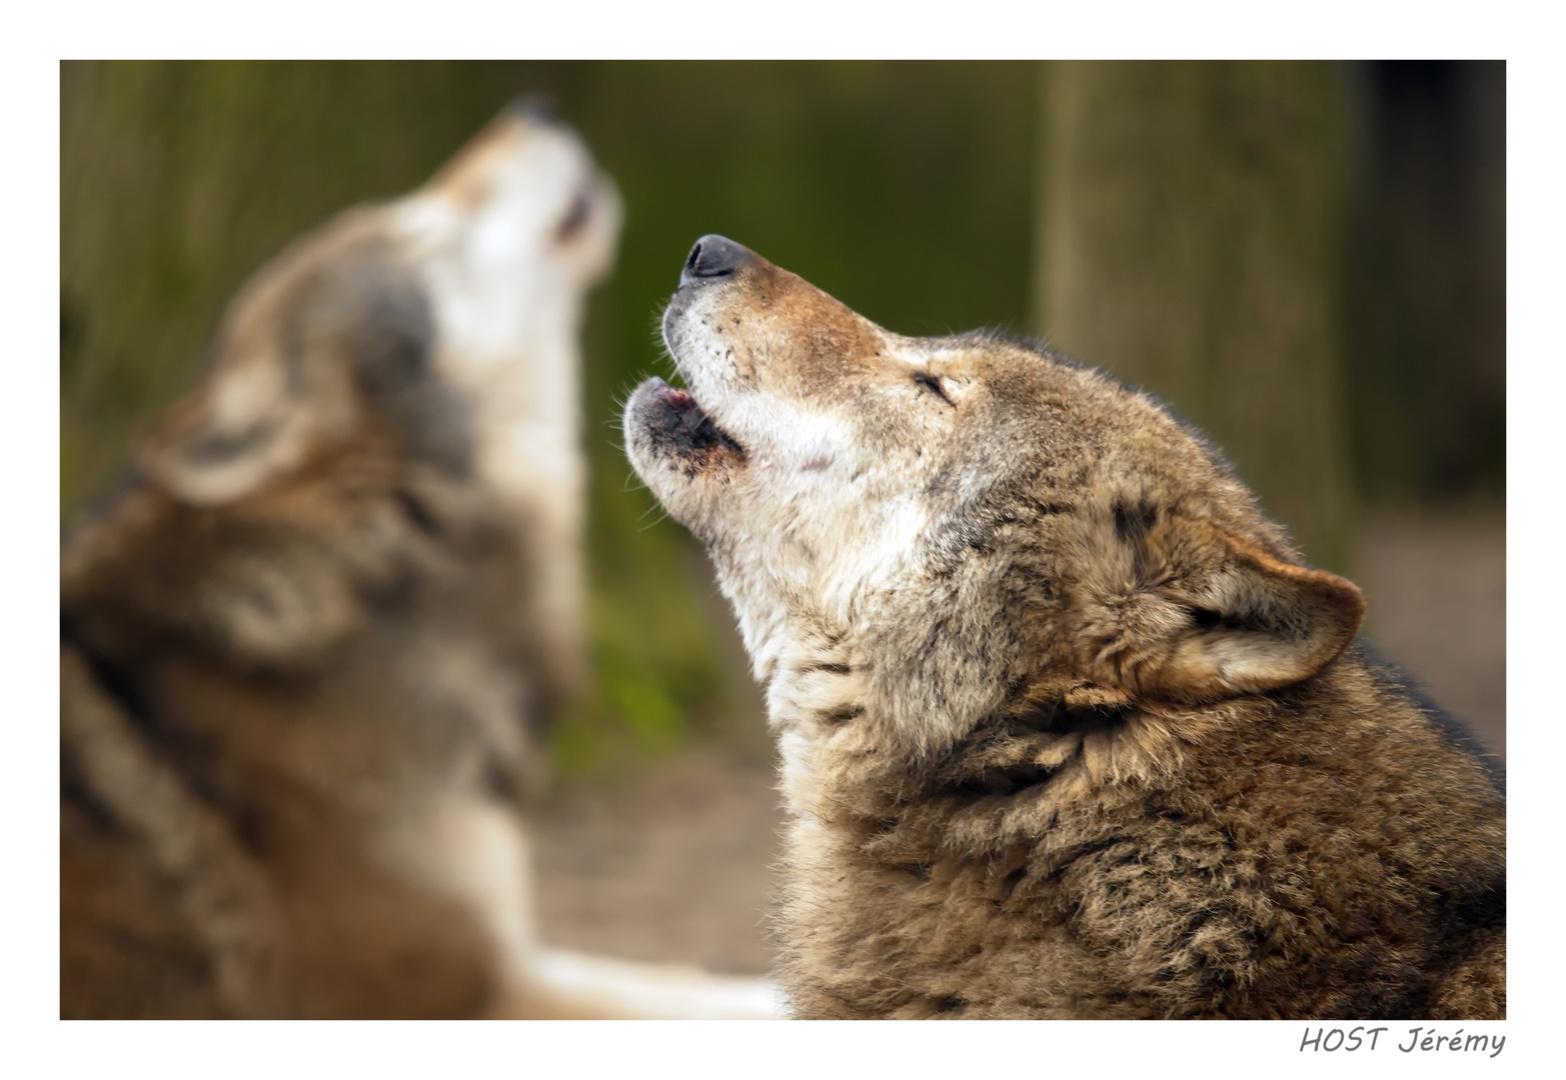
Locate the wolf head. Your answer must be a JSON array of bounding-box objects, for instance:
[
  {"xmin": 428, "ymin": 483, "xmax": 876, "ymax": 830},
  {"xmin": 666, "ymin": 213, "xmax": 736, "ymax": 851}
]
[
  {"xmin": 626, "ymin": 236, "xmax": 1363, "ymax": 753},
  {"xmin": 112, "ymin": 103, "xmax": 620, "ymax": 682},
  {"xmin": 142, "ymin": 100, "xmax": 621, "ymax": 513}
]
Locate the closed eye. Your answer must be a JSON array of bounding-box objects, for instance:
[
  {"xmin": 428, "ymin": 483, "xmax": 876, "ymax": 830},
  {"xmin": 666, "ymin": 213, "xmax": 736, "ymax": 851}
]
[{"xmin": 913, "ymin": 371, "xmax": 955, "ymax": 407}]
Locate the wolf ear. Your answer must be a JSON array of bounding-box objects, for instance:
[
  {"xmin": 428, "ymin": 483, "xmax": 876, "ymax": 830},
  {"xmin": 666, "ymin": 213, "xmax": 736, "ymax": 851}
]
[
  {"xmin": 140, "ymin": 354, "xmax": 316, "ymax": 506},
  {"xmin": 1131, "ymin": 524, "xmax": 1365, "ymax": 704}
]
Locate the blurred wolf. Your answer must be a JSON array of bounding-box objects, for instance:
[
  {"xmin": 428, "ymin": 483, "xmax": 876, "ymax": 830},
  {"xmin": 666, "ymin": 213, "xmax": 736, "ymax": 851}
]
[
  {"xmin": 61, "ymin": 109, "xmax": 777, "ymax": 1019},
  {"xmin": 624, "ymin": 236, "xmax": 1505, "ymax": 1020}
]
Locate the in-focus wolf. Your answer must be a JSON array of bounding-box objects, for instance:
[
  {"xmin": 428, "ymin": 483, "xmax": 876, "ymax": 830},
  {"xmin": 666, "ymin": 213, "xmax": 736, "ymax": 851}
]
[
  {"xmin": 61, "ymin": 109, "xmax": 775, "ymax": 1019},
  {"xmin": 624, "ymin": 235, "xmax": 1506, "ymax": 1020}
]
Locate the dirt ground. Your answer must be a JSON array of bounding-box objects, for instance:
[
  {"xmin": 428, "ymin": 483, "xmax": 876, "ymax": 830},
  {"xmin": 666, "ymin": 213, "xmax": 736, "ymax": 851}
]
[{"xmin": 532, "ymin": 508, "xmax": 1505, "ymax": 976}]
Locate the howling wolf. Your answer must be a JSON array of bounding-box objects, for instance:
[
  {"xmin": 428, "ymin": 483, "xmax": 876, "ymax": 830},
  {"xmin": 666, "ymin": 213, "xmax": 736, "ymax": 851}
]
[
  {"xmin": 624, "ymin": 235, "xmax": 1505, "ymax": 1020},
  {"xmin": 62, "ymin": 112, "xmax": 776, "ymax": 1019}
]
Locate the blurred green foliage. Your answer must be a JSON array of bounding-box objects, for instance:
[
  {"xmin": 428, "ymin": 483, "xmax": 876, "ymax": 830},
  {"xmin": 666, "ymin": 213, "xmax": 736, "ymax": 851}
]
[{"xmin": 60, "ymin": 61, "xmax": 1502, "ymax": 771}]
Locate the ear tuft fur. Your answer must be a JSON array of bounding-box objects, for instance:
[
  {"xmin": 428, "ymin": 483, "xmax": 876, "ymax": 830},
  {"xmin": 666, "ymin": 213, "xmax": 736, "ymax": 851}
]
[
  {"xmin": 1112, "ymin": 520, "xmax": 1365, "ymax": 704},
  {"xmin": 140, "ymin": 356, "xmax": 317, "ymax": 506}
]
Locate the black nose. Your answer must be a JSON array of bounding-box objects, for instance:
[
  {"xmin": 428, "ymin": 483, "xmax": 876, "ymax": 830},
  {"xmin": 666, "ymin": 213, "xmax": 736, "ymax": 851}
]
[{"xmin": 680, "ymin": 235, "xmax": 750, "ymax": 286}]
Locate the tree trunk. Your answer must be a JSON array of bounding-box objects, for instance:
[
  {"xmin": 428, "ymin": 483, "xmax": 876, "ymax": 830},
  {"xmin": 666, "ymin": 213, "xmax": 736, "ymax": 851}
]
[{"xmin": 1032, "ymin": 60, "xmax": 1357, "ymax": 574}]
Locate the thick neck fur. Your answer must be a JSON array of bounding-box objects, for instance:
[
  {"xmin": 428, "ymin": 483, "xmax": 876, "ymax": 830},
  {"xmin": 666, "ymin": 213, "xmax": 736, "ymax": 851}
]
[
  {"xmin": 759, "ymin": 623, "xmax": 1504, "ymax": 1019},
  {"xmin": 759, "ymin": 597, "xmax": 1214, "ymax": 837},
  {"xmin": 60, "ymin": 437, "xmax": 554, "ymax": 829},
  {"xmin": 65, "ymin": 437, "xmax": 536, "ymax": 670},
  {"xmin": 61, "ymin": 443, "xmax": 552, "ymax": 1017}
]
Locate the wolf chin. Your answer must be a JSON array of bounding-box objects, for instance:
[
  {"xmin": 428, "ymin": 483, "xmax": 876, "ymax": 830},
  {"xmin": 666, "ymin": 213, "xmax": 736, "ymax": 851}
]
[{"xmin": 624, "ymin": 235, "xmax": 1505, "ymax": 1020}]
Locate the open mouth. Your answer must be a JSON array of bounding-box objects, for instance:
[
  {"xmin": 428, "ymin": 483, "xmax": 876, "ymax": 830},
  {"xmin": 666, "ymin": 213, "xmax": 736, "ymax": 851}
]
[
  {"xmin": 554, "ymin": 183, "xmax": 596, "ymax": 242},
  {"xmin": 632, "ymin": 376, "xmax": 747, "ymax": 467}
]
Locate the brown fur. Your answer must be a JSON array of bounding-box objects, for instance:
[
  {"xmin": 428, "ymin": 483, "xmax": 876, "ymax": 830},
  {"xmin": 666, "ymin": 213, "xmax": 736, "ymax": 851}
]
[
  {"xmin": 624, "ymin": 236, "xmax": 1505, "ymax": 1019},
  {"xmin": 61, "ymin": 105, "xmax": 621, "ymax": 1018}
]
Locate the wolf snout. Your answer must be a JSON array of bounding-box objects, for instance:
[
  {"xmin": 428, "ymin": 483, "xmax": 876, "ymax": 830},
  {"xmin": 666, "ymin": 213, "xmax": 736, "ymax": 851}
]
[{"xmin": 681, "ymin": 234, "xmax": 752, "ymax": 285}]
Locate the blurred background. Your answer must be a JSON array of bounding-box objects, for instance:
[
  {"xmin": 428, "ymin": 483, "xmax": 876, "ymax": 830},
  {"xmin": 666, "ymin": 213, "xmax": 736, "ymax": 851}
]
[{"xmin": 61, "ymin": 61, "xmax": 1504, "ymax": 974}]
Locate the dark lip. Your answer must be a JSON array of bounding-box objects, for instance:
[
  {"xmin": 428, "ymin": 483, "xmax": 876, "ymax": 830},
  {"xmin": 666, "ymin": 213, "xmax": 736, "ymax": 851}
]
[{"xmin": 635, "ymin": 376, "xmax": 746, "ymax": 462}]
